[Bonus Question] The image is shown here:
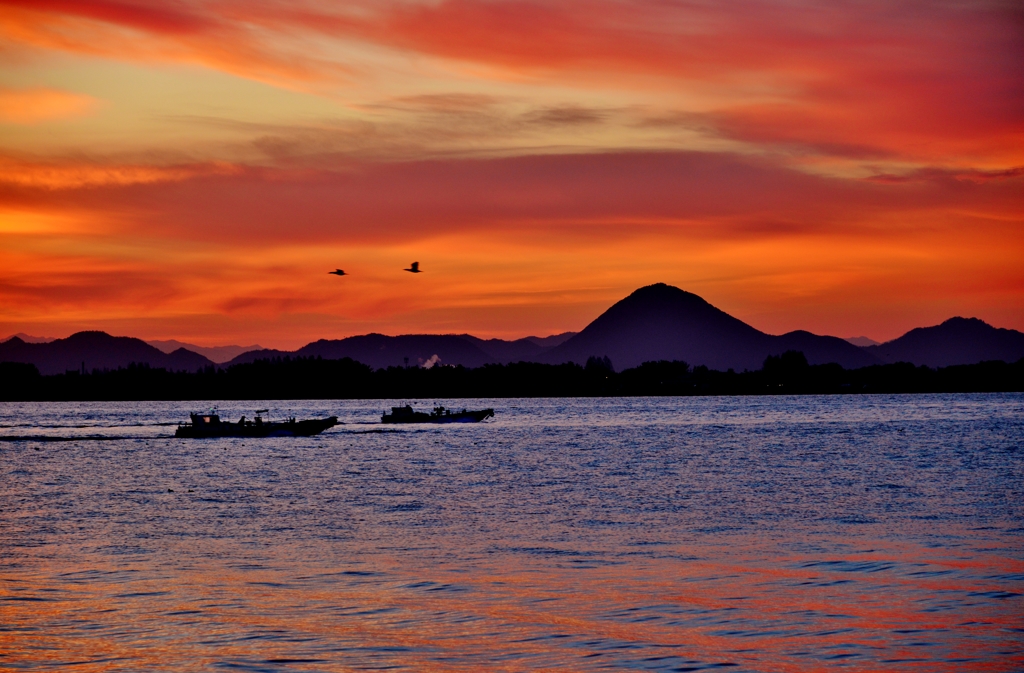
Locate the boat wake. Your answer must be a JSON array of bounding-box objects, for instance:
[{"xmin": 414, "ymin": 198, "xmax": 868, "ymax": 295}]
[{"xmin": 0, "ymin": 434, "xmax": 153, "ymax": 442}]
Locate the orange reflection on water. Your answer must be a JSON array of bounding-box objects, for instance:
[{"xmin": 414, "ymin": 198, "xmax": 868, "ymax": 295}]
[{"xmin": 3, "ymin": 534, "xmax": 1022, "ymax": 672}]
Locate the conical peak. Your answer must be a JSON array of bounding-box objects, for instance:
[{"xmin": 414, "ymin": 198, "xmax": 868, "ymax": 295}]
[
  {"xmin": 601, "ymin": 284, "xmax": 725, "ymax": 321},
  {"xmin": 627, "ymin": 283, "xmax": 706, "ymax": 301}
]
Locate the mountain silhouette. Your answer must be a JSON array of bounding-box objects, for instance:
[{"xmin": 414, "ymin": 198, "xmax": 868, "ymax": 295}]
[
  {"xmin": 463, "ymin": 335, "xmax": 551, "ymax": 363},
  {"xmin": 864, "ymin": 317, "xmax": 1024, "ymax": 367},
  {"xmin": 1, "ymin": 333, "xmax": 55, "ymax": 344},
  {"xmin": 542, "ymin": 284, "xmax": 880, "ymax": 370},
  {"xmin": 523, "ymin": 332, "xmax": 577, "ymax": 348},
  {"xmin": 225, "ymin": 332, "xmax": 581, "ymax": 368},
  {"xmin": 0, "ymin": 331, "xmax": 213, "ymax": 375},
  {"xmin": 147, "ymin": 339, "xmax": 264, "ymax": 364},
  {"xmin": 299, "ymin": 334, "xmax": 491, "ymax": 369},
  {"xmin": 226, "ymin": 334, "xmax": 493, "ymax": 369},
  {"xmin": 5, "ymin": 288, "xmax": 1020, "ymax": 376}
]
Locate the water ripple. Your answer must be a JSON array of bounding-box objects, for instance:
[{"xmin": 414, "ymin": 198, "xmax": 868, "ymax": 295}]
[{"xmin": 1, "ymin": 394, "xmax": 1021, "ymax": 671}]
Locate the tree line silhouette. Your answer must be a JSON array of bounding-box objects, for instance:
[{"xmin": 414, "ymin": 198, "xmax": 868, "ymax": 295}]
[{"xmin": 1, "ymin": 350, "xmax": 1022, "ymax": 401}]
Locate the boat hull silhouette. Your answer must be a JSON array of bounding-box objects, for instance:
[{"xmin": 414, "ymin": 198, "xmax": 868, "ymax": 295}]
[
  {"xmin": 381, "ymin": 405, "xmax": 494, "ymax": 424},
  {"xmin": 175, "ymin": 413, "xmax": 338, "ymax": 438}
]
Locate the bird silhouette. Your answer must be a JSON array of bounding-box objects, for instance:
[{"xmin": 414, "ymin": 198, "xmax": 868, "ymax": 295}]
[
  {"xmin": 404, "ymin": 262, "xmax": 422, "ymax": 273},
  {"xmin": 328, "ymin": 269, "xmax": 347, "ymax": 276}
]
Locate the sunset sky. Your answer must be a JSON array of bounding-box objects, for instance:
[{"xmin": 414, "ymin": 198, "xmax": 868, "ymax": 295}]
[{"xmin": 1, "ymin": 0, "xmax": 1021, "ymax": 348}]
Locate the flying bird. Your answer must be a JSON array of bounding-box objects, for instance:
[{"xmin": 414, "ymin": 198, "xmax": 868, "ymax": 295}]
[
  {"xmin": 404, "ymin": 262, "xmax": 422, "ymax": 273},
  {"xmin": 328, "ymin": 269, "xmax": 347, "ymax": 276}
]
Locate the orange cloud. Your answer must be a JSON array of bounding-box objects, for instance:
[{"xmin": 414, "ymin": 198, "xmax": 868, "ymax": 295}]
[
  {"xmin": 0, "ymin": 156, "xmax": 242, "ymax": 189},
  {"xmin": 388, "ymin": 0, "xmax": 1022, "ymax": 167},
  {"xmin": 0, "ymin": 86, "xmax": 96, "ymax": 123},
  {"xmin": 0, "ymin": 2, "xmax": 352, "ymax": 88},
  {"xmin": 1, "ymin": 150, "xmax": 1020, "ymax": 345},
  {"xmin": 1, "ymin": 1, "xmax": 1019, "ymax": 168},
  {"xmin": 0, "ymin": 1, "xmax": 1020, "ymax": 345}
]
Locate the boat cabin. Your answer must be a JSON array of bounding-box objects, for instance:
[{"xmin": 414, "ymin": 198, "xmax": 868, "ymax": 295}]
[{"xmin": 190, "ymin": 413, "xmax": 221, "ymax": 426}]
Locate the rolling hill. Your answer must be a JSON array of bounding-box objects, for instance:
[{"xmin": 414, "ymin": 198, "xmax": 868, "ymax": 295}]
[
  {"xmin": 225, "ymin": 332, "xmax": 580, "ymax": 369},
  {"xmin": 864, "ymin": 317, "xmax": 1024, "ymax": 367},
  {"xmin": 0, "ymin": 332, "xmax": 213, "ymax": 375}
]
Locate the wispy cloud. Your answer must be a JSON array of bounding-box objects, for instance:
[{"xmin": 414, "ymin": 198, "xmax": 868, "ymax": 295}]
[
  {"xmin": 0, "ymin": 0, "xmax": 1021, "ymax": 343},
  {"xmin": 0, "ymin": 155, "xmax": 242, "ymax": 188},
  {"xmin": 0, "ymin": 87, "xmax": 97, "ymax": 123},
  {"xmin": 2, "ymin": 1, "xmax": 1019, "ymax": 167}
]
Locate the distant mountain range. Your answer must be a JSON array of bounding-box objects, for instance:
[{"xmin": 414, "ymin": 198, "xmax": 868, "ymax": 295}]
[
  {"xmin": 0, "ymin": 331, "xmax": 214, "ymax": 376},
  {"xmin": 2, "ymin": 284, "xmax": 1022, "ymax": 374},
  {"xmin": 147, "ymin": 339, "xmax": 263, "ymax": 364},
  {"xmin": 1, "ymin": 333, "xmax": 56, "ymax": 344},
  {"xmin": 222, "ymin": 332, "xmax": 577, "ymax": 369},
  {"xmin": 0, "ymin": 334, "xmax": 261, "ymax": 364}
]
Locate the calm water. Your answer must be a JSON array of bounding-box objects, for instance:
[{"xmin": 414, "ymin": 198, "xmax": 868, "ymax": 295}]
[{"xmin": 1, "ymin": 395, "xmax": 1022, "ymax": 671}]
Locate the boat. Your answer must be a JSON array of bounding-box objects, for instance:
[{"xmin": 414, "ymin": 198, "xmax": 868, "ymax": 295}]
[
  {"xmin": 381, "ymin": 405, "xmax": 494, "ymax": 424},
  {"xmin": 175, "ymin": 410, "xmax": 338, "ymax": 438}
]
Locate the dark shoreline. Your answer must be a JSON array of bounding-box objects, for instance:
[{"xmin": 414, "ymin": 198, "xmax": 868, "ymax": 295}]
[{"xmin": 2, "ymin": 351, "xmax": 1022, "ymax": 401}]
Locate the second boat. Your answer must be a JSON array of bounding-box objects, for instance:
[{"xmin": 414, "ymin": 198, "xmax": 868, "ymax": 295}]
[{"xmin": 381, "ymin": 405, "xmax": 494, "ymax": 424}]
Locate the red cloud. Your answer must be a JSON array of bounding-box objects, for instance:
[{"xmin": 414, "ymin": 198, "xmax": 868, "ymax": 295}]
[
  {"xmin": 2, "ymin": 150, "xmax": 1021, "ymax": 341},
  {"xmin": 383, "ymin": 0, "xmax": 1022, "ymax": 165},
  {"xmin": 2, "ymin": 1, "xmax": 1020, "ymax": 166},
  {"xmin": 5, "ymin": 150, "xmax": 1018, "ymax": 245},
  {"xmin": 0, "ymin": 0, "xmax": 211, "ymax": 34},
  {"xmin": 1, "ymin": 1, "xmax": 1021, "ymax": 342}
]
